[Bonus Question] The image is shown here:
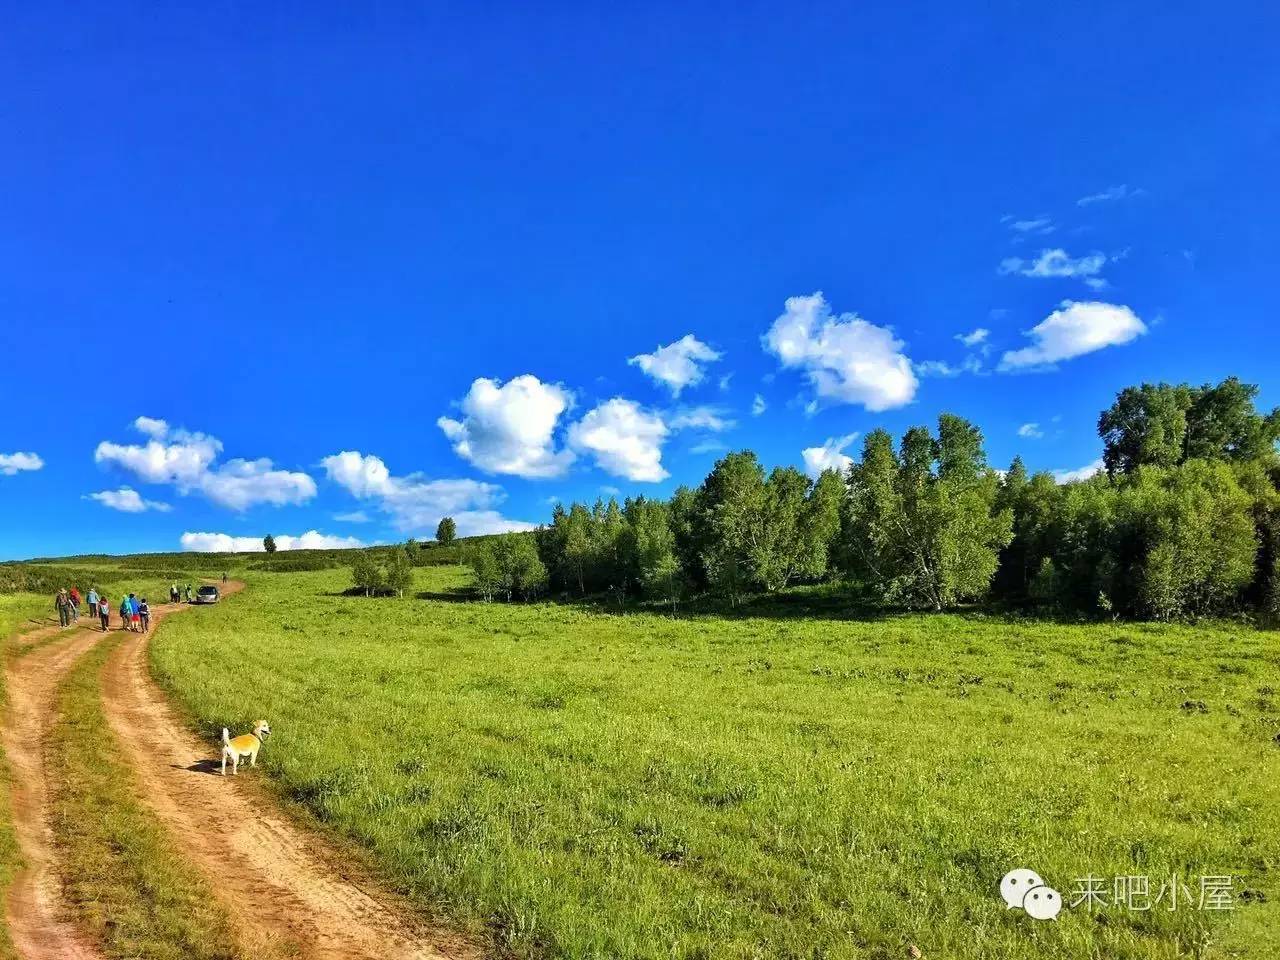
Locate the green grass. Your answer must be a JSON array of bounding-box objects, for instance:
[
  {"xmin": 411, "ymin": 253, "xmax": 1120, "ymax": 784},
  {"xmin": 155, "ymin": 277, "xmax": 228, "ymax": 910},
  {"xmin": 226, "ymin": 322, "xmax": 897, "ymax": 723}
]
[
  {"xmin": 0, "ymin": 592, "xmax": 57, "ymax": 642},
  {"xmin": 149, "ymin": 566, "xmax": 1280, "ymax": 959},
  {"xmin": 0, "ymin": 593, "xmax": 49, "ymax": 960},
  {"xmin": 47, "ymin": 636, "xmax": 244, "ymax": 960}
]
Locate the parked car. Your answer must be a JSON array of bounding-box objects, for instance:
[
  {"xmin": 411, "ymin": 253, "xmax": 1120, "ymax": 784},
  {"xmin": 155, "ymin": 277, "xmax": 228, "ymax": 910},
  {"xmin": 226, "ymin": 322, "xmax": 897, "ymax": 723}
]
[{"xmin": 194, "ymin": 584, "xmax": 220, "ymax": 605}]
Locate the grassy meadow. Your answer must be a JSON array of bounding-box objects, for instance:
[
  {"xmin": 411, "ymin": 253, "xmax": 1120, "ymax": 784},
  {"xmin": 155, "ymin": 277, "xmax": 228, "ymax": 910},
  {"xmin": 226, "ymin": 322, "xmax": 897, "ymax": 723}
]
[
  {"xmin": 0, "ymin": 592, "xmax": 57, "ymax": 642},
  {"xmin": 144, "ymin": 565, "xmax": 1280, "ymax": 959}
]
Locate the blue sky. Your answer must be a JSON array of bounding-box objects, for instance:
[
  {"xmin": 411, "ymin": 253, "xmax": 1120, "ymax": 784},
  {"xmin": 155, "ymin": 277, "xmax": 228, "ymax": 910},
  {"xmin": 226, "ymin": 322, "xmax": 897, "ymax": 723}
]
[{"xmin": 2, "ymin": 2, "xmax": 1277, "ymax": 560}]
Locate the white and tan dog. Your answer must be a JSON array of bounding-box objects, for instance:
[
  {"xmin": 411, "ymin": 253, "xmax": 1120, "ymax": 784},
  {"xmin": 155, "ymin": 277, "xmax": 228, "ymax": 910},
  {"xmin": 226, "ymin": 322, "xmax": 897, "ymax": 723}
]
[{"xmin": 221, "ymin": 720, "xmax": 271, "ymax": 775}]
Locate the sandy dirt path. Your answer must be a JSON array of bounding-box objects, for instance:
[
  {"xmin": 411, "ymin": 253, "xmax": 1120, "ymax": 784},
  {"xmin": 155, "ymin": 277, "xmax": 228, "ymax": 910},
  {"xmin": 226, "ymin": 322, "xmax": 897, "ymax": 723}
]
[
  {"xmin": 99, "ymin": 584, "xmax": 481, "ymax": 960},
  {"xmin": 3, "ymin": 621, "xmax": 105, "ymax": 960}
]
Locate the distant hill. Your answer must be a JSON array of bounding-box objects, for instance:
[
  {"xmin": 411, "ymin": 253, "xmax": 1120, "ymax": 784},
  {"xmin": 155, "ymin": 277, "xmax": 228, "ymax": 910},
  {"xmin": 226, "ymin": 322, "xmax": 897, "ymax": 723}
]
[{"xmin": 0, "ymin": 532, "xmax": 533, "ymax": 592}]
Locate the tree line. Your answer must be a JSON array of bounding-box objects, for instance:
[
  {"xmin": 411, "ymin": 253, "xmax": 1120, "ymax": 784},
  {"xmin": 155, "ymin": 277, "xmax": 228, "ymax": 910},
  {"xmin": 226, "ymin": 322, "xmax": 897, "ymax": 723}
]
[{"xmin": 461, "ymin": 376, "xmax": 1279, "ymax": 622}]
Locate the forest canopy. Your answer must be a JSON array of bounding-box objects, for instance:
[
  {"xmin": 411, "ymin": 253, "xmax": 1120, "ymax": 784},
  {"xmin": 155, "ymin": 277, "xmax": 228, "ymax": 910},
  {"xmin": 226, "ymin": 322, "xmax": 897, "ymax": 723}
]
[{"xmin": 461, "ymin": 376, "xmax": 1280, "ymax": 622}]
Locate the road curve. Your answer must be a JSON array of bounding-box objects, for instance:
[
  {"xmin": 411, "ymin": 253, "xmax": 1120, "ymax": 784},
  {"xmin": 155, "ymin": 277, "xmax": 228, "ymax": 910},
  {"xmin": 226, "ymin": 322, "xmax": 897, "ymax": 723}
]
[{"xmin": 98, "ymin": 583, "xmax": 481, "ymax": 960}]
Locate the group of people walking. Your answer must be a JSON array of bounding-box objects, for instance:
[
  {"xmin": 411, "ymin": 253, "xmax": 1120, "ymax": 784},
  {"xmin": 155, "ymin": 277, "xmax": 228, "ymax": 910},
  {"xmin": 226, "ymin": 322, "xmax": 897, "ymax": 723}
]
[
  {"xmin": 54, "ymin": 586, "xmax": 153, "ymax": 632},
  {"xmin": 53, "ymin": 577, "xmax": 225, "ymax": 634}
]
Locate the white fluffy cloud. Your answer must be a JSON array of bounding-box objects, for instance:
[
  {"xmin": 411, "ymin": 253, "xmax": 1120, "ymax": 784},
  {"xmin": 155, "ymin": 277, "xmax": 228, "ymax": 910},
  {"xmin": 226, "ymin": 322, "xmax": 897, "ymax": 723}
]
[
  {"xmin": 1017, "ymin": 423, "xmax": 1044, "ymax": 439},
  {"xmin": 955, "ymin": 328, "xmax": 989, "ymax": 347},
  {"xmin": 999, "ymin": 301, "xmax": 1146, "ymax": 371},
  {"xmin": 628, "ymin": 334, "xmax": 722, "ymax": 396},
  {"xmin": 86, "ymin": 487, "xmax": 172, "ymax": 513},
  {"xmin": 669, "ymin": 406, "xmax": 734, "ymax": 432},
  {"xmin": 199, "ymin": 459, "xmax": 318, "ymax": 510},
  {"xmin": 567, "ymin": 398, "xmax": 670, "ymax": 482},
  {"xmin": 437, "ymin": 375, "xmax": 575, "ymax": 478},
  {"xmin": 1000, "ymin": 248, "xmax": 1108, "ymax": 280},
  {"xmin": 762, "ymin": 293, "xmax": 917, "ymax": 412},
  {"xmin": 802, "ymin": 434, "xmax": 859, "ymax": 478},
  {"xmin": 751, "ymin": 394, "xmax": 767, "ymax": 416},
  {"xmin": 95, "ymin": 430, "xmax": 221, "ymax": 486},
  {"xmin": 94, "ymin": 418, "xmax": 315, "ymax": 510},
  {"xmin": 320, "ymin": 450, "xmax": 396, "ymax": 499},
  {"xmin": 1077, "ymin": 184, "xmax": 1144, "ymax": 206},
  {"xmin": 0, "ymin": 452, "xmax": 43, "ymax": 476},
  {"xmin": 321, "ymin": 450, "xmax": 532, "ymax": 535},
  {"xmin": 1052, "ymin": 458, "xmax": 1105, "ymax": 484},
  {"xmin": 133, "ymin": 416, "xmax": 169, "ymax": 439},
  {"xmin": 180, "ymin": 530, "xmax": 365, "ymax": 553}
]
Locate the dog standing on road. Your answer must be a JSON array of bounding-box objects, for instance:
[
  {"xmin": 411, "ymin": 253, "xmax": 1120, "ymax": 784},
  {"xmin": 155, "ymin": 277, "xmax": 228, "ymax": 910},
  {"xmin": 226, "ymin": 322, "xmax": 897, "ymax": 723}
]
[{"xmin": 221, "ymin": 720, "xmax": 271, "ymax": 775}]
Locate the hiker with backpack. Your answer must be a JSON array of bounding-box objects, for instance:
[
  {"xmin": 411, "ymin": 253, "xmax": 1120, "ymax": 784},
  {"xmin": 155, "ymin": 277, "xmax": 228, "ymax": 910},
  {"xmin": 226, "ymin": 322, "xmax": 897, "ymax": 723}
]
[{"xmin": 54, "ymin": 589, "xmax": 72, "ymax": 627}]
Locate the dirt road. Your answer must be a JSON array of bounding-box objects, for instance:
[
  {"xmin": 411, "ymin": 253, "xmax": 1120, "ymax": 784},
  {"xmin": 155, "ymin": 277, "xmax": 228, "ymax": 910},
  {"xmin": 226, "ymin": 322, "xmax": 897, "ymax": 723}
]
[
  {"xmin": 4, "ymin": 624, "xmax": 105, "ymax": 960},
  {"xmin": 4, "ymin": 585, "xmax": 481, "ymax": 960}
]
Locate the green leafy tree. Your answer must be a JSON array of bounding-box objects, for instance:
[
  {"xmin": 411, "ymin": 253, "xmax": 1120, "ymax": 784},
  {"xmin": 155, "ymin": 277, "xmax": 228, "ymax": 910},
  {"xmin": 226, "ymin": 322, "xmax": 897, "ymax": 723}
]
[
  {"xmin": 931, "ymin": 414, "xmax": 1013, "ymax": 605},
  {"xmin": 263, "ymin": 534, "xmax": 277, "ymax": 554},
  {"xmin": 992, "ymin": 460, "xmax": 1062, "ymax": 603},
  {"xmin": 469, "ymin": 542, "xmax": 501, "ymax": 601},
  {"xmin": 839, "ymin": 417, "xmax": 1011, "ymax": 610},
  {"xmin": 840, "ymin": 429, "xmax": 906, "ymax": 598},
  {"xmin": 435, "ymin": 517, "xmax": 457, "ymax": 545},
  {"xmin": 696, "ymin": 452, "xmax": 768, "ymax": 604},
  {"xmin": 1050, "ymin": 474, "xmax": 1124, "ymax": 613},
  {"xmin": 801, "ymin": 468, "xmax": 845, "ymax": 580},
  {"xmin": 1099, "ymin": 383, "xmax": 1193, "ymax": 475},
  {"xmin": 1260, "ymin": 510, "xmax": 1280, "ymax": 627},
  {"xmin": 752, "ymin": 466, "xmax": 809, "ymax": 592},
  {"xmin": 1124, "ymin": 461, "xmax": 1258, "ymax": 619},
  {"xmin": 492, "ymin": 533, "xmax": 548, "ymax": 601},
  {"xmin": 750, "ymin": 466, "xmax": 841, "ymax": 592},
  {"xmin": 537, "ymin": 503, "xmax": 570, "ymax": 592},
  {"xmin": 384, "ymin": 546, "xmax": 414, "ymax": 597},
  {"xmin": 350, "ymin": 550, "xmax": 384, "ymax": 597},
  {"xmin": 562, "ymin": 503, "xmax": 595, "ymax": 595},
  {"xmin": 627, "ymin": 497, "xmax": 682, "ymax": 610},
  {"xmin": 1185, "ymin": 378, "xmax": 1280, "ymax": 464},
  {"xmin": 667, "ymin": 485, "xmax": 706, "ymax": 590},
  {"xmin": 1100, "ymin": 377, "xmax": 1280, "ymax": 474},
  {"xmin": 593, "ymin": 498, "xmax": 630, "ymax": 604}
]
